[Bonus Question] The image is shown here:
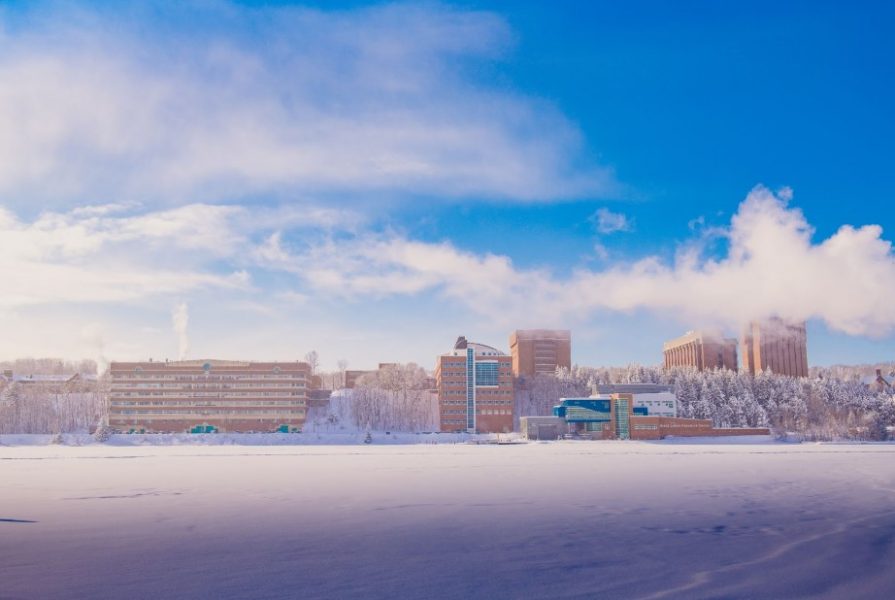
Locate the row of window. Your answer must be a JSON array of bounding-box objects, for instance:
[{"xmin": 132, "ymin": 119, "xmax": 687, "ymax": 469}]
[
  {"xmin": 112, "ymin": 382, "xmax": 305, "ymax": 389},
  {"xmin": 440, "ymin": 390, "xmax": 511, "ymax": 396},
  {"xmin": 112, "ymin": 392, "xmax": 304, "ymax": 398},
  {"xmin": 441, "ymin": 408, "xmax": 512, "ymax": 416},
  {"xmin": 113, "ymin": 409, "xmax": 306, "ymax": 416},
  {"xmin": 438, "ymin": 370, "xmax": 511, "ymax": 377},
  {"xmin": 440, "ymin": 377, "xmax": 510, "ymax": 382},
  {"xmin": 114, "ymin": 374, "xmax": 305, "ymax": 380},
  {"xmin": 441, "ymin": 399, "xmax": 511, "ymax": 405},
  {"xmin": 111, "ymin": 400, "xmax": 304, "ymax": 406}
]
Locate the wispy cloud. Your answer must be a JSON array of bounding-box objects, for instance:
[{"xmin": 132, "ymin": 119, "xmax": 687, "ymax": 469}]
[
  {"xmin": 0, "ymin": 204, "xmax": 250, "ymax": 309},
  {"xmin": 0, "ymin": 1, "xmax": 613, "ymax": 207},
  {"xmin": 591, "ymin": 207, "xmax": 633, "ymax": 234}
]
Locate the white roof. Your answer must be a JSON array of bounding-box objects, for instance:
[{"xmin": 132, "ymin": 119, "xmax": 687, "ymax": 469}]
[{"xmin": 443, "ymin": 341, "xmax": 506, "ymax": 357}]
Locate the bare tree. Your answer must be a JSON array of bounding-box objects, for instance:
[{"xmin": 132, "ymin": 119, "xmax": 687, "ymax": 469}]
[{"xmin": 304, "ymin": 350, "xmax": 319, "ymax": 375}]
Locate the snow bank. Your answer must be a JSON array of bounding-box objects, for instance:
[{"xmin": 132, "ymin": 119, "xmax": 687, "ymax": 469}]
[{"xmin": 0, "ymin": 431, "xmax": 521, "ymax": 447}]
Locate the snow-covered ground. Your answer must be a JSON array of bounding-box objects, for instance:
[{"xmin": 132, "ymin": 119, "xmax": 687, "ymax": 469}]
[{"xmin": 2, "ymin": 441, "xmax": 895, "ymax": 599}]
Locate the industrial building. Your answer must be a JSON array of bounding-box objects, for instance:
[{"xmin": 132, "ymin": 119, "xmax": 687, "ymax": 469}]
[
  {"xmin": 109, "ymin": 360, "xmax": 309, "ymax": 433},
  {"xmin": 741, "ymin": 319, "xmax": 809, "ymax": 378},
  {"xmin": 436, "ymin": 336, "xmax": 514, "ymax": 433},
  {"xmin": 509, "ymin": 329, "xmax": 572, "ymax": 378},
  {"xmin": 344, "ymin": 369, "xmax": 372, "ymax": 389},
  {"xmin": 663, "ymin": 330, "xmax": 738, "ymax": 371},
  {"xmin": 521, "ymin": 393, "xmax": 769, "ymax": 440},
  {"xmin": 344, "ymin": 363, "xmax": 399, "ymax": 389}
]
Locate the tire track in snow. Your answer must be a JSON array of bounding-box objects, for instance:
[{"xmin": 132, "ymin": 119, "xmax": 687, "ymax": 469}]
[{"xmin": 637, "ymin": 508, "xmax": 895, "ymax": 600}]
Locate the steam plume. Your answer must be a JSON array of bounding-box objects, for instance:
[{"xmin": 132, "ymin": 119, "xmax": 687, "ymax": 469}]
[
  {"xmin": 172, "ymin": 302, "xmax": 190, "ymax": 360},
  {"xmin": 80, "ymin": 324, "xmax": 108, "ymax": 376}
]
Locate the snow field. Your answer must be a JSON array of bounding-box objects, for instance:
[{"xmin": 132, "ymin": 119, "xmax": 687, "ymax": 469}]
[{"xmin": 2, "ymin": 442, "xmax": 895, "ymax": 599}]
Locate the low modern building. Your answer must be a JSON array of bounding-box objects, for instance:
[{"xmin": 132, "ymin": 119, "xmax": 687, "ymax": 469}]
[
  {"xmin": 664, "ymin": 330, "xmax": 738, "ymax": 371},
  {"xmin": 509, "ymin": 329, "xmax": 572, "ymax": 378},
  {"xmin": 536, "ymin": 394, "xmax": 769, "ymax": 440},
  {"xmin": 436, "ymin": 336, "xmax": 514, "ymax": 433},
  {"xmin": 631, "ymin": 392, "xmax": 677, "ymax": 418},
  {"xmin": 109, "ymin": 359, "xmax": 310, "ymax": 433},
  {"xmin": 519, "ymin": 416, "xmax": 568, "ymax": 440},
  {"xmin": 741, "ymin": 318, "xmax": 809, "ymax": 378}
]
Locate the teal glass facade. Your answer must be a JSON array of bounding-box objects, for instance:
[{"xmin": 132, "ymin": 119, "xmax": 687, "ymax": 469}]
[
  {"xmin": 553, "ymin": 398, "xmax": 611, "ymax": 423},
  {"xmin": 614, "ymin": 397, "xmax": 630, "ymax": 439},
  {"xmin": 474, "ymin": 361, "xmax": 499, "ymax": 386}
]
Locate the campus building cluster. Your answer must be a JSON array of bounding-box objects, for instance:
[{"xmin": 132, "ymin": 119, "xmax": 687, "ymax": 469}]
[
  {"xmin": 434, "ymin": 329, "xmax": 573, "ymax": 433},
  {"xmin": 97, "ymin": 321, "xmax": 801, "ymax": 437},
  {"xmin": 663, "ymin": 318, "xmax": 810, "ymax": 378}
]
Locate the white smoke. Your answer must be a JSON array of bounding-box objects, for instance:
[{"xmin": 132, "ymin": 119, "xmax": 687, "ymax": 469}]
[
  {"xmin": 172, "ymin": 302, "xmax": 190, "ymax": 360},
  {"xmin": 80, "ymin": 323, "xmax": 109, "ymax": 375}
]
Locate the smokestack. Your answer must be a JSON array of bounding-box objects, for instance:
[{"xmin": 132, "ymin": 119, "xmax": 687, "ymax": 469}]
[{"xmin": 172, "ymin": 302, "xmax": 190, "ymax": 361}]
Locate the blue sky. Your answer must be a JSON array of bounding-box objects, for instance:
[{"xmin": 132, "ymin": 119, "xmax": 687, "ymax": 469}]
[{"xmin": 0, "ymin": 1, "xmax": 893, "ymax": 370}]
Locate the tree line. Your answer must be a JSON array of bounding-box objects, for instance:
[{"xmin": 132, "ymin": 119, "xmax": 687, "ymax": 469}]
[
  {"xmin": 2, "ymin": 358, "xmax": 893, "ymax": 440},
  {"xmin": 515, "ymin": 364, "xmax": 895, "ymax": 441}
]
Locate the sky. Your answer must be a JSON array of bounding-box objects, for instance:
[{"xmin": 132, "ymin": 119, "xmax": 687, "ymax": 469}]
[{"xmin": 1, "ymin": 0, "xmax": 894, "ymax": 371}]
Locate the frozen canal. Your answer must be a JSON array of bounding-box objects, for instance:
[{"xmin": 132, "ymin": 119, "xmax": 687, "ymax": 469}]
[{"xmin": 2, "ymin": 440, "xmax": 895, "ymax": 599}]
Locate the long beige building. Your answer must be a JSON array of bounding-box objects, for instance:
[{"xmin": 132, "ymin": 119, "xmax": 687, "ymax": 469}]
[
  {"xmin": 509, "ymin": 329, "xmax": 572, "ymax": 378},
  {"xmin": 109, "ymin": 360, "xmax": 310, "ymax": 433},
  {"xmin": 741, "ymin": 319, "xmax": 809, "ymax": 378},
  {"xmin": 663, "ymin": 331, "xmax": 738, "ymax": 371}
]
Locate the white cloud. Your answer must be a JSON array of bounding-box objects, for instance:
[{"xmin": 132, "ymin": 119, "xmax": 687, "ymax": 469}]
[
  {"xmin": 0, "ymin": 2, "xmax": 613, "ymax": 206},
  {"xmin": 282, "ymin": 186, "xmax": 895, "ymax": 337},
  {"xmin": 591, "ymin": 207, "xmax": 633, "ymax": 234},
  {"xmin": 0, "ymin": 204, "xmax": 250, "ymax": 310},
  {"xmin": 1, "ymin": 186, "xmax": 893, "ymax": 362}
]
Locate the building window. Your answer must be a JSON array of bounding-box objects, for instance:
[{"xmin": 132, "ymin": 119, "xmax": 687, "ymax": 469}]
[{"xmin": 474, "ymin": 361, "xmax": 499, "ymax": 387}]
